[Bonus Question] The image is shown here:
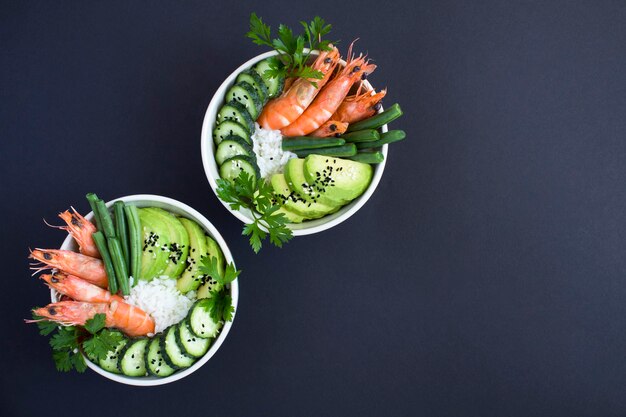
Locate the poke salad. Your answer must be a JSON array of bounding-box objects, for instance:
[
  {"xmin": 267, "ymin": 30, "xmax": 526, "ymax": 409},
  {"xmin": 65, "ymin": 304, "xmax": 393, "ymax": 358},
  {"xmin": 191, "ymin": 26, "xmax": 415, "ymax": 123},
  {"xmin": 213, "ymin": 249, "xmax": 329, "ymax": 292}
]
[
  {"xmin": 207, "ymin": 14, "xmax": 406, "ymax": 252},
  {"xmin": 27, "ymin": 193, "xmax": 239, "ymax": 379}
]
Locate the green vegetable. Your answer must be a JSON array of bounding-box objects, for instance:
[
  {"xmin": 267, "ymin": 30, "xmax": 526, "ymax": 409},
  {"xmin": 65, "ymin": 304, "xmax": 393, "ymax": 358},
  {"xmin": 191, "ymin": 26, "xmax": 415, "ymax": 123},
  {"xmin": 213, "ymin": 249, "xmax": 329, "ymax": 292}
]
[
  {"xmin": 94, "ymin": 199, "xmax": 116, "ymax": 238},
  {"xmin": 82, "ymin": 314, "xmax": 125, "ymax": 363},
  {"xmin": 123, "ymin": 205, "xmax": 142, "ymax": 284},
  {"xmin": 198, "ymin": 256, "xmax": 241, "ymax": 287},
  {"xmin": 113, "ymin": 201, "xmax": 130, "ymax": 270},
  {"xmin": 355, "ymin": 130, "xmax": 406, "ymax": 149},
  {"xmin": 203, "ymin": 292, "xmax": 234, "ymax": 323},
  {"xmin": 35, "ymin": 312, "xmax": 117, "ymax": 373},
  {"xmin": 32, "ymin": 310, "xmax": 126, "ymax": 374},
  {"xmin": 294, "ymin": 143, "xmax": 357, "ymax": 158},
  {"xmin": 86, "ymin": 193, "xmax": 103, "ymax": 231},
  {"xmin": 216, "ymin": 171, "xmax": 293, "ymax": 253},
  {"xmin": 340, "ymin": 129, "xmax": 380, "ymax": 143},
  {"xmin": 282, "ymin": 136, "xmax": 345, "ymax": 151},
  {"xmin": 84, "ymin": 313, "xmax": 106, "ymax": 334},
  {"xmin": 92, "ymin": 231, "xmax": 118, "ymax": 294},
  {"xmin": 48, "ymin": 325, "xmax": 86, "ymax": 373},
  {"xmin": 193, "ymin": 254, "xmax": 240, "ymax": 324},
  {"xmin": 347, "ymin": 151, "xmax": 385, "ymax": 164},
  {"xmin": 246, "ymin": 13, "xmax": 334, "ymax": 84},
  {"xmin": 346, "ymin": 103, "xmax": 403, "ymax": 132},
  {"xmin": 33, "ymin": 314, "xmax": 58, "ymax": 336},
  {"xmin": 107, "ymin": 237, "xmax": 130, "ymax": 296}
]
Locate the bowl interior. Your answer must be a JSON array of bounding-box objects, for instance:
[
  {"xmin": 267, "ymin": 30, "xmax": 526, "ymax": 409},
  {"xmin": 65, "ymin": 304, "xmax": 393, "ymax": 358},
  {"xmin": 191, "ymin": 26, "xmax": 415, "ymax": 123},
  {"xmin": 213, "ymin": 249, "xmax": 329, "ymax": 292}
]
[
  {"xmin": 55, "ymin": 194, "xmax": 238, "ymax": 386},
  {"xmin": 201, "ymin": 51, "xmax": 388, "ymax": 236}
]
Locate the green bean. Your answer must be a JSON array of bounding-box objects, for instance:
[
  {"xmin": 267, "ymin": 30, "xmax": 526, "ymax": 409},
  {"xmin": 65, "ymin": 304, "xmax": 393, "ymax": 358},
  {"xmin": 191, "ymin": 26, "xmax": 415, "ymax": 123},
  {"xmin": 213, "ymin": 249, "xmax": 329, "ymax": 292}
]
[
  {"xmin": 95, "ymin": 199, "xmax": 116, "ymax": 238},
  {"xmin": 340, "ymin": 129, "xmax": 380, "ymax": 143},
  {"xmin": 86, "ymin": 193, "xmax": 103, "ymax": 232},
  {"xmin": 346, "ymin": 103, "xmax": 403, "ymax": 132},
  {"xmin": 113, "ymin": 201, "xmax": 130, "ymax": 270},
  {"xmin": 282, "ymin": 137, "xmax": 345, "ymax": 151},
  {"xmin": 92, "ymin": 231, "xmax": 118, "ymax": 294},
  {"xmin": 347, "ymin": 151, "xmax": 385, "ymax": 164},
  {"xmin": 107, "ymin": 237, "xmax": 130, "ymax": 296},
  {"xmin": 355, "ymin": 130, "xmax": 406, "ymax": 150},
  {"xmin": 294, "ymin": 143, "xmax": 357, "ymax": 158},
  {"xmin": 124, "ymin": 205, "xmax": 142, "ymax": 284}
]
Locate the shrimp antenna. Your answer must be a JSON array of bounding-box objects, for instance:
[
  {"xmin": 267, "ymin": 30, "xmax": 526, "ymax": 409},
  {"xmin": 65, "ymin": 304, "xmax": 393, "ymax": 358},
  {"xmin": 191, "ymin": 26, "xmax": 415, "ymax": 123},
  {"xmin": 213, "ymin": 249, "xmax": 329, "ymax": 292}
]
[
  {"xmin": 29, "ymin": 264, "xmax": 51, "ymax": 276},
  {"xmin": 346, "ymin": 39, "xmax": 359, "ymax": 63},
  {"xmin": 43, "ymin": 218, "xmax": 64, "ymax": 230}
]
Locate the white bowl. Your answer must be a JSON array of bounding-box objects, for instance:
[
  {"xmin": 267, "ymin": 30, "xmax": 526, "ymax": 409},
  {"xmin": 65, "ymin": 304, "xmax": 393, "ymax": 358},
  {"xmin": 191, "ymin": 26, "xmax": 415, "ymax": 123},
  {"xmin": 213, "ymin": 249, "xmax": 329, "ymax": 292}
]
[
  {"xmin": 201, "ymin": 51, "xmax": 388, "ymax": 236},
  {"xmin": 52, "ymin": 194, "xmax": 238, "ymax": 386}
]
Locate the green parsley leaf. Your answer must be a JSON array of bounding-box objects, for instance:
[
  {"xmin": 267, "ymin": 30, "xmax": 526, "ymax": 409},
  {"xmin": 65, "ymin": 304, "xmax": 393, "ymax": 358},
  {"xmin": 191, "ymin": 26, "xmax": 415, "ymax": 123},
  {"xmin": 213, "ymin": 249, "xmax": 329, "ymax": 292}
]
[
  {"xmin": 32, "ymin": 313, "xmax": 58, "ymax": 336},
  {"xmin": 243, "ymin": 222, "xmax": 265, "ymax": 253},
  {"xmin": 247, "ymin": 13, "xmax": 334, "ymax": 84},
  {"xmin": 82, "ymin": 329, "xmax": 124, "ymax": 363},
  {"xmin": 216, "ymin": 171, "xmax": 293, "ymax": 253},
  {"xmin": 246, "ymin": 13, "xmax": 272, "ymax": 47},
  {"xmin": 52, "ymin": 349, "xmax": 73, "ymax": 372},
  {"xmin": 84, "ymin": 313, "xmax": 106, "ymax": 334},
  {"xmin": 202, "ymin": 291, "xmax": 235, "ymax": 323},
  {"xmin": 72, "ymin": 353, "xmax": 87, "ymax": 373},
  {"xmin": 50, "ymin": 326, "xmax": 79, "ymax": 351},
  {"xmin": 198, "ymin": 256, "xmax": 241, "ymax": 286},
  {"xmin": 222, "ymin": 263, "xmax": 242, "ymax": 284},
  {"xmin": 32, "ymin": 310, "xmax": 90, "ymax": 374},
  {"xmin": 301, "ymin": 16, "xmax": 333, "ymax": 51}
]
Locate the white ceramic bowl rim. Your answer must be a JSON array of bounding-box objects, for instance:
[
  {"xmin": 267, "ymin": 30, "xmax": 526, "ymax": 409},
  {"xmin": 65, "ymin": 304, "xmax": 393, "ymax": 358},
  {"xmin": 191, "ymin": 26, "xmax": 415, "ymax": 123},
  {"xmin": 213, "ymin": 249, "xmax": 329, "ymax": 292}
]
[
  {"xmin": 54, "ymin": 194, "xmax": 238, "ymax": 387},
  {"xmin": 200, "ymin": 50, "xmax": 388, "ymax": 236}
]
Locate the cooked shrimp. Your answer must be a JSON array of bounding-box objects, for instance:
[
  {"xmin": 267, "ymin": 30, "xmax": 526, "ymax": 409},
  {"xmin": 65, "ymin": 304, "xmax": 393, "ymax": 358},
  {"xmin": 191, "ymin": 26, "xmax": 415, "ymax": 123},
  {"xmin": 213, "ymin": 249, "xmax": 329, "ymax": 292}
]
[
  {"xmin": 310, "ymin": 120, "xmax": 349, "ymax": 137},
  {"xmin": 282, "ymin": 77, "xmax": 296, "ymax": 92},
  {"xmin": 40, "ymin": 273, "xmax": 122, "ymax": 303},
  {"xmin": 257, "ymin": 46, "xmax": 340, "ymax": 130},
  {"xmin": 332, "ymin": 88, "xmax": 386, "ymax": 124},
  {"xmin": 29, "ymin": 249, "xmax": 108, "ymax": 288},
  {"xmin": 31, "ymin": 300, "xmax": 155, "ymax": 337},
  {"xmin": 56, "ymin": 208, "xmax": 100, "ymax": 258},
  {"xmin": 281, "ymin": 53, "xmax": 376, "ymax": 137}
]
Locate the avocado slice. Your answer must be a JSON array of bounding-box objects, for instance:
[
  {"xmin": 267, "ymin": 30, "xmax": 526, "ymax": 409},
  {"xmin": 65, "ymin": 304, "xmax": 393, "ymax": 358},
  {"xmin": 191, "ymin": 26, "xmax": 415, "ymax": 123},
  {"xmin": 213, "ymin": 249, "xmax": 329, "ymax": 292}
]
[
  {"xmin": 276, "ymin": 207, "xmax": 305, "ymax": 224},
  {"xmin": 285, "ymin": 158, "xmax": 342, "ymax": 208},
  {"xmin": 303, "ymin": 155, "xmax": 373, "ymax": 206},
  {"xmin": 177, "ymin": 218, "xmax": 209, "ymax": 293},
  {"xmin": 197, "ymin": 235, "xmax": 225, "ymax": 299},
  {"xmin": 270, "ymin": 173, "xmax": 337, "ymax": 219},
  {"xmin": 138, "ymin": 208, "xmax": 171, "ymax": 280},
  {"xmin": 143, "ymin": 208, "xmax": 189, "ymax": 278}
]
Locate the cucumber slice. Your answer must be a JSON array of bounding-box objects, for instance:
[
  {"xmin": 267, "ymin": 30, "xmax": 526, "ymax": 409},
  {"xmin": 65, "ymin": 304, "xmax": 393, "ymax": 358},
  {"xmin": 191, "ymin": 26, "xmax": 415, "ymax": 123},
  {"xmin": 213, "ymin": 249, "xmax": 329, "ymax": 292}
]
[
  {"xmin": 215, "ymin": 136, "xmax": 254, "ymax": 165},
  {"xmin": 236, "ymin": 69, "xmax": 269, "ymax": 104},
  {"xmin": 188, "ymin": 299, "xmax": 221, "ymax": 339},
  {"xmin": 162, "ymin": 325, "xmax": 195, "ymax": 368},
  {"xmin": 97, "ymin": 332, "xmax": 127, "ymax": 374},
  {"xmin": 118, "ymin": 338, "xmax": 148, "ymax": 377},
  {"xmin": 178, "ymin": 320, "xmax": 211, "ymax": 358},
  {"xmin": 216, "ymin": 101, "xmax": 254, "ymax": 133},
  {"xmin": 219, "ymin": 155, "xmax": 259, "ymax": 185},
  {"xmin": 146, "ymin": 336, "xmax": 175, "ymax": 377},
  {"xmin": 225, "ymin": 82, "xmax": 262, "ymax": 120},
  {"xmin": 254, "ymin": 59, "xmax": 285, "ymax": 98},
  {"xmin": 213, "ymin": 120, "xmax": 251, "ymax": 145}
]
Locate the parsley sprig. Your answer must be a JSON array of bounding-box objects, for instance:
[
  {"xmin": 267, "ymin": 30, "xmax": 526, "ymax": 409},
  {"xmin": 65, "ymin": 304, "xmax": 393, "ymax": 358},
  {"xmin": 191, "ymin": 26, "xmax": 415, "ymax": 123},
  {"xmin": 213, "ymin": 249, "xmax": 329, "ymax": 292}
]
[
  {"xmin": 217, "ymin": 172, "xmax": 293, "ymax": 253},
  {"xmin": 33, "ymin": 312, "xmax": 123, "ymax": 373},
  {"xmin": 197, "ymin": 256, "xmax": 241, "ymax": 322},
  {"xmin": 246, "ymin": 13, "xmax": 334, "ymax": 83}
]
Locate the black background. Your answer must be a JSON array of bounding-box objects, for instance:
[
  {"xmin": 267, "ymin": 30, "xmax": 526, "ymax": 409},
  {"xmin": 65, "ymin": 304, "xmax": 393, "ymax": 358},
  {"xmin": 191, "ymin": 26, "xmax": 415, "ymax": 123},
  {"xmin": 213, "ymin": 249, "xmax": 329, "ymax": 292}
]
[{"xmin": 2, "ymin": 1, "xmax": 626, "ymax": 416}]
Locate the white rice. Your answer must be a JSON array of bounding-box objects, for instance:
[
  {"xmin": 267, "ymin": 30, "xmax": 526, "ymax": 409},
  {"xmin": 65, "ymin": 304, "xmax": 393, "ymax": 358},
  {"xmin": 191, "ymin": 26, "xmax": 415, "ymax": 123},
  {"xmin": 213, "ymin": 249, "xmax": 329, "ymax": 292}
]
[
  {"xmin": 124, "ymin": 276, "xmax": 196, "ymax": 334},
  {"xmin": 251, "ymin": 123, "xmax": 296, "ymax": 179}
]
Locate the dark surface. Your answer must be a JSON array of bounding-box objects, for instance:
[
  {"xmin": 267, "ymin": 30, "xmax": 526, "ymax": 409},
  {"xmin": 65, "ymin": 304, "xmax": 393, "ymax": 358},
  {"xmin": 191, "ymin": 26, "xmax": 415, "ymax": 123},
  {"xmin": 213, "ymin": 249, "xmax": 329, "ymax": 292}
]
[{"xmin": 2, "ymin": 1, "xmax": 626, "ymax": 416}]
